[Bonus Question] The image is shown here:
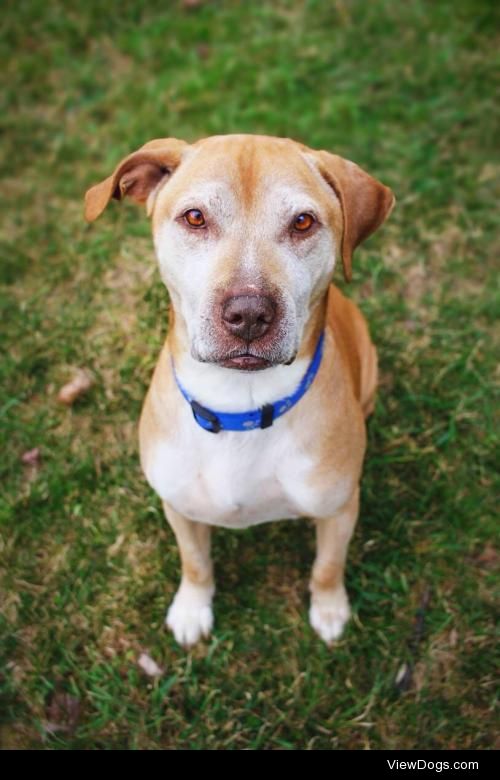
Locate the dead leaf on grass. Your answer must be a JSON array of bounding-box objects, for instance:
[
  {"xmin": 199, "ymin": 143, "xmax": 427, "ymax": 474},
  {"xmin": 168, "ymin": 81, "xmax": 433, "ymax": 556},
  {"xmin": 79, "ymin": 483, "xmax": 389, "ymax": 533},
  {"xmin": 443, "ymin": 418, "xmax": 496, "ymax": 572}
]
[
  {"xmin": 476, "ymin": 543, "xmax": 498, "ymax": 569},
  {"xmin": 20, "ymin": 447, "xmax": 41, "ymax": 484},
  {"xmin": 43, "ymin": 692, "xmax": 81, "ymax": 737},
  {"xmin": 138, "ymin": 652, "xmax": 164, "ymax": 678},
  {"xmin": 57, "ymin": 368, "xmax": 94, "ymax": 405},
  {"xmin": 21, "ymin": 447, "xmax": 41, "ymax": 466}
]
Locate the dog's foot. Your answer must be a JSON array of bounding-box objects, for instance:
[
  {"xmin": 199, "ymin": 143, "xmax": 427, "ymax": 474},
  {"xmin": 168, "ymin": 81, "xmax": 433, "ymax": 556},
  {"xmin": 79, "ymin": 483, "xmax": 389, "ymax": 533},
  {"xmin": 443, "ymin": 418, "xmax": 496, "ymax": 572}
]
[
  {"xmin": 309, "ymin": 586, "xmax": 351, "ymax": 644},
  {"xmin": 166, "ymin": 580, "xmax": 214, "ymax": 647}
]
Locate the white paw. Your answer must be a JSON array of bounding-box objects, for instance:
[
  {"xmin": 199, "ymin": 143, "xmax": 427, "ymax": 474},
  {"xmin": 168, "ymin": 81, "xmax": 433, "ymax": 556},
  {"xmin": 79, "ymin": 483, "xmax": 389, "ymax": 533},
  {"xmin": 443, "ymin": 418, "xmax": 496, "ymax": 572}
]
[
  {"xmin": 166, "ymin": 580, "xmax": 214, "ymax": 647},
  {"xmin": 309, "ymin": 587, "xmax": 351, "ymax": 644}
]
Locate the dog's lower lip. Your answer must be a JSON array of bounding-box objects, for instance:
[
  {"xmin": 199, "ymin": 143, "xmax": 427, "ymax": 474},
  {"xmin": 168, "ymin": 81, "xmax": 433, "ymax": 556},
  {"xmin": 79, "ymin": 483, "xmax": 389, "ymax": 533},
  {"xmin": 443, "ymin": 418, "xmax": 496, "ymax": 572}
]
[{"xmin": 220, "ymin": 355, "xmax": 272, "ymax": 370}]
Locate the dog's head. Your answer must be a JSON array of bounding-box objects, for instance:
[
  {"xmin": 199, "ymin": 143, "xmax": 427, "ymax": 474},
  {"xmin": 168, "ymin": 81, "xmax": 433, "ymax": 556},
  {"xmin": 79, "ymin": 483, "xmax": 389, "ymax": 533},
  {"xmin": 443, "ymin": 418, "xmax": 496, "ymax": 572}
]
[{"xmin": 85, "ymin": 134, "xmax": 394, "ymax": 370}]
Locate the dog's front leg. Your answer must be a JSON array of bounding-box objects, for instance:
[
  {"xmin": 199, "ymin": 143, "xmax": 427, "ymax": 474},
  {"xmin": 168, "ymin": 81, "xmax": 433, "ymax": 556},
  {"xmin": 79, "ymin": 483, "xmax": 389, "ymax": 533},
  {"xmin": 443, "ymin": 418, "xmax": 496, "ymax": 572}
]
[
  {"xmin": 163, "ymin": 502, "xmax": 214, "ymax": 647},
  {"xmin": 309, "ymin": 488, "xmax": 359, "ymax": 644}
]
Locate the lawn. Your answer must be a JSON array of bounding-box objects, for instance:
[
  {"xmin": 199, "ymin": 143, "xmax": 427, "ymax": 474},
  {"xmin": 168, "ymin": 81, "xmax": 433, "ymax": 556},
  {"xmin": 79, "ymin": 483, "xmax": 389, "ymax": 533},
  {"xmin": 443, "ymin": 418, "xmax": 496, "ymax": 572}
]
[{"xmin": 0, "ymin": 0, "xmax": 498, "ymax": 750}]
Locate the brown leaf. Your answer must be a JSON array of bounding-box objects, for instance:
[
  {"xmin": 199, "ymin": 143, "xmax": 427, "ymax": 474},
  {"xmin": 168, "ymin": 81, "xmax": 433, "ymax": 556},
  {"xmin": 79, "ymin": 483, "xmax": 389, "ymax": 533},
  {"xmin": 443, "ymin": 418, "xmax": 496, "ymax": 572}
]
[
  {"xmin": 395, "ymin": 662, "xmax": 412, "ymax": 690},
  {"xmin": 359, "ymin": 280, "xmax": 373, "ymax": 299},
  {"xmin": 196, "ymin": 44, "xmax": 211, "ymax": 60},
  {"xmin": 21, "ymin": 447, "xmax": 40, "ymax": 466},
  {"xmin": 138, "ymin": 652, "xmax": 164, "ymax": 678},
  {"xmin": 57, "ymin": 369, "xmax": 94, "ymax": 405},
  {"xmin": 21, "ymin": 447, "xmax": 42, "ymax": 485},
  {"xmin": 476, "ymin": 543, "xmax": 498, "ymax": 569},
  {"xmin": 43, "ymin": 692, "xmax": 81, "ymax": 737}
]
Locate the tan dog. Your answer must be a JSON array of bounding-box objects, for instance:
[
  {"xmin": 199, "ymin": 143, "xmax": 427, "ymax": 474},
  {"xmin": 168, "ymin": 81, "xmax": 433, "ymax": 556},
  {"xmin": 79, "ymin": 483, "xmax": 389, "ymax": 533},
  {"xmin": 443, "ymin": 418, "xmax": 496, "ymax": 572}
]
[{"xmin": 85, "ymin": 134, "xmax": 394, "ymax": 647}]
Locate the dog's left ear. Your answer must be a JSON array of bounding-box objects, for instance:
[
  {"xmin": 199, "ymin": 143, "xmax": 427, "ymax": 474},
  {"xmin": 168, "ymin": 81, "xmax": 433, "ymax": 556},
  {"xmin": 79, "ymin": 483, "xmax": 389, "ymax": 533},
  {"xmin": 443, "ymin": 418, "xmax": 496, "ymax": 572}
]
[
  {"xmin": 308, "ymin": 150, "xmax": 395, "ymax": 282},
  {"xmin": 84, "ymin": 137, "xmax": 188, "ymax": 222}
]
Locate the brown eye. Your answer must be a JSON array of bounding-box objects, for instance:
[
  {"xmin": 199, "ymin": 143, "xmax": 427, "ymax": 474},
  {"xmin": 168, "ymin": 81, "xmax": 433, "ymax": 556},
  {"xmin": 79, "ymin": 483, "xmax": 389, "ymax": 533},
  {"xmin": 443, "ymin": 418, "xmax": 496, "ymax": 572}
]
[
  {"xmin": 184, "ymin": 209, "xmax": 206, "ymax": 228},
  {"xmin": 293, "ymin": 213, "xmax": 315, "ymax": 232}
]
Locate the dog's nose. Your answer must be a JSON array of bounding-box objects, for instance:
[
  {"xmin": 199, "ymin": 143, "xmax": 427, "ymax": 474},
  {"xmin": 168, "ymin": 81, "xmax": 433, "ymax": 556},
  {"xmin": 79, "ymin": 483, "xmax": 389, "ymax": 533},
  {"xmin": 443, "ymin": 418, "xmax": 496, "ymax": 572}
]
[{"xmin": 222, "ymin": 295, "xmax": 276, "ymax": 342}]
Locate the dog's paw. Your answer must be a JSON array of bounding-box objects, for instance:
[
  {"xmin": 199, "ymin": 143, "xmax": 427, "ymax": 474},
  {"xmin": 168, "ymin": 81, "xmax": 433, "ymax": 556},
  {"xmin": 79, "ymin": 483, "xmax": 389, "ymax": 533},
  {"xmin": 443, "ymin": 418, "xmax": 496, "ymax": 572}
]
[
  {"xmin": 166, "ymin": 580, "xmax": 214, "ymax": 647},
  {"xmin": 309, "ymin": 587, "xmax": 351, "ymax": 644}
]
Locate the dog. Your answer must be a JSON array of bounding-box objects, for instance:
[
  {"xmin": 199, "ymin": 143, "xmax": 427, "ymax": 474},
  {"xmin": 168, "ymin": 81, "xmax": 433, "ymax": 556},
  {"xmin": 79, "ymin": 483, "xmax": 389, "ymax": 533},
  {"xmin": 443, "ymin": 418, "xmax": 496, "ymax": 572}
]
[{"xmin": 85, "ymin": 134, "xmax": 394, "ymax": 647}]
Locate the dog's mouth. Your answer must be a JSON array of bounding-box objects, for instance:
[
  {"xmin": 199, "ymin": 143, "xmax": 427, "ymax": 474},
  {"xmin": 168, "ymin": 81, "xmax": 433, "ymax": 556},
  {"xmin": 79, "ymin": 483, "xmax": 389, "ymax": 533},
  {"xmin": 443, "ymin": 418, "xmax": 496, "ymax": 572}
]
[
  {"xmin": 212, "ymin": 349, "xmax": 297, "ymax": 371},
  {"xmin": 218, "ymin": 354, "xmax": 273, "ymax": 371}
]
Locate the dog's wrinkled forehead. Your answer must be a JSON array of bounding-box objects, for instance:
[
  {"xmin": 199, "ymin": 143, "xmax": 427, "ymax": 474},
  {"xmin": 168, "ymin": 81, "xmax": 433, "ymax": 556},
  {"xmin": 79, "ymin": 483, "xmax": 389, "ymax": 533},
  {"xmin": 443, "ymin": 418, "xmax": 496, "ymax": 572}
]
[{"xmin": 152, "ymin": 135, "xmax": 336, "ymax": 226}]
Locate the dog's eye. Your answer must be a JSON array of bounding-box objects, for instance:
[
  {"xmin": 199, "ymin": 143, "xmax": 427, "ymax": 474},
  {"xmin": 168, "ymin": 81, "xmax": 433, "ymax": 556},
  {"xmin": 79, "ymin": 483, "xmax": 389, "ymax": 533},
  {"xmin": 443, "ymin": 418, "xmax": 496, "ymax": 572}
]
[
  {"xmin": 183, "ymin": 209, "xmax": 206, "ymax": 228},
  {"xmin": 292, "ymin": 213, "xmax": 315, "ymax": 233}
]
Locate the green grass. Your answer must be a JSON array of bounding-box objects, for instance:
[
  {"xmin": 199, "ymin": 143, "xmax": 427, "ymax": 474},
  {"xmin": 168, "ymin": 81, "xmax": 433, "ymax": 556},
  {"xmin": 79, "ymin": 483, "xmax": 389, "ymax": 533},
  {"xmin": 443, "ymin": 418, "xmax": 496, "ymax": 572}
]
[{"xmin": 1, "ymin": 0, "xmax": 498, "ymax": 750}]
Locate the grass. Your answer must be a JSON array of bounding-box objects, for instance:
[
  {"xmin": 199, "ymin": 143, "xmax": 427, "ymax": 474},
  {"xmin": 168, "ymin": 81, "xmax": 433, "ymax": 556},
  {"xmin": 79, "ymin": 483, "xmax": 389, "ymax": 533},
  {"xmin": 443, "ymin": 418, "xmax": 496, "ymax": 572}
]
[{"xmin": 0, "ymin": 0, "xmax": 498, "ymax": 750}]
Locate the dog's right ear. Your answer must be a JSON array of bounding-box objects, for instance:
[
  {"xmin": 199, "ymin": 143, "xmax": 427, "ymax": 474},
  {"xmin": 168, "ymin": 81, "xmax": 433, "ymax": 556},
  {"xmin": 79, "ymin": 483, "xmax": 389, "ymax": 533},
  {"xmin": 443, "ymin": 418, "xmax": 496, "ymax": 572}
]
[
  {"xmin": 304, "ymin": 149, "xmax": 395, "ymax": 283},
  {"xmin": 84, "ymin": 138, "xmax": 188, "ymax": 222}
]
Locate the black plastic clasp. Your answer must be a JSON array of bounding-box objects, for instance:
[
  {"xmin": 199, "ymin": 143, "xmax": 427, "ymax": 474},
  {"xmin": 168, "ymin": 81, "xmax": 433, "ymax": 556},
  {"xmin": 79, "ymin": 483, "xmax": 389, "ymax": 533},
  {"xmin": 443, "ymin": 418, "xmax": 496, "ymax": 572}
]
[
  {"xmin": 190, "ymin": 400, "xmax": 221, "ymax": 433},
  {"xmin": 260, "ymin": 403, "xmax": 275, "ymax": 429}
]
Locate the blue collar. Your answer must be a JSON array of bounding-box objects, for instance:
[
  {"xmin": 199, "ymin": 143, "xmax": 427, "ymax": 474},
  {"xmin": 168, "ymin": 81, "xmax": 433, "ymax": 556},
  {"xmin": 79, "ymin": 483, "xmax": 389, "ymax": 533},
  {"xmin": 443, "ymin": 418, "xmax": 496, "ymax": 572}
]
[{"xmin": 172, "ymin": 331, "xmax": 325, "ymax": 433}]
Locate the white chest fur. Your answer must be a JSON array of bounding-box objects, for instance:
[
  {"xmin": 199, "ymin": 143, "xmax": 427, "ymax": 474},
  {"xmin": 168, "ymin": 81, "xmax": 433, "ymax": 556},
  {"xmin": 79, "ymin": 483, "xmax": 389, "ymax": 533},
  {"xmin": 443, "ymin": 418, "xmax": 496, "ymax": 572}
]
[{"xmin": 142, "ymin": 399, "xmax": 352, "ymax": 528}]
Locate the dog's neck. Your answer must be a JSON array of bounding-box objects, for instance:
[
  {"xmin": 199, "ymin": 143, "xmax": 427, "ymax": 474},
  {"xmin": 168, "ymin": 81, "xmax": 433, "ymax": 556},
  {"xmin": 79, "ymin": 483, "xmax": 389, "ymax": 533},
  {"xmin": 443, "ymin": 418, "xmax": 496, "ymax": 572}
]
[{"xmin": 167, "ymin": 295, "xmax": 328, "ymax": 413}]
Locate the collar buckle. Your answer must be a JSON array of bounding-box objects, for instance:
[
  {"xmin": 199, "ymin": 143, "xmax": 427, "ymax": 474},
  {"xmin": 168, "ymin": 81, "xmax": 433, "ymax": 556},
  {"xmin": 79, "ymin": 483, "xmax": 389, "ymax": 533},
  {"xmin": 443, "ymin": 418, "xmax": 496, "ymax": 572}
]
[
  {"xmin": 190, "ymin": 400, "xmax": 221, "ymax": 433},
  {"xmin": 260, "ymin": 403, "xmax": 275, "ymax": 429}
]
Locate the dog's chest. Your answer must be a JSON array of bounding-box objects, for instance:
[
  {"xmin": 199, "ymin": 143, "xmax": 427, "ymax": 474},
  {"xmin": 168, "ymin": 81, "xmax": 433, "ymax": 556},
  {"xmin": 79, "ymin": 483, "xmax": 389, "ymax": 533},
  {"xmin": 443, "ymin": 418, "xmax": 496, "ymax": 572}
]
[{"xmin": 143, "ymin": 416, "xmax": 347, "ymax": 528}]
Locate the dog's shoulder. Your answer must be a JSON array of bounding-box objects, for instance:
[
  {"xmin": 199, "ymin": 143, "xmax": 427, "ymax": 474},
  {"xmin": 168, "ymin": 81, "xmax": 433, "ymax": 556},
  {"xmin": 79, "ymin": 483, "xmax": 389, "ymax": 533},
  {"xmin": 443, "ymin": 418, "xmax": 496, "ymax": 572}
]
[
  {"xmin": 138, "ymin": 343, "xmax": 179, "ymax": 463},
  {"xmin": 325, "ymin": 283, "xmax": 374, "ymax": 405}
]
